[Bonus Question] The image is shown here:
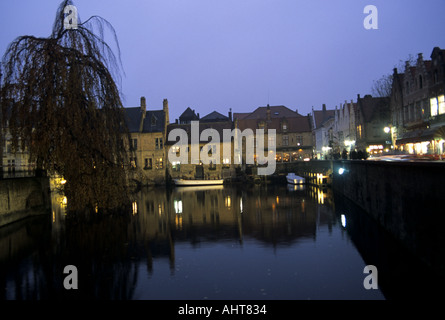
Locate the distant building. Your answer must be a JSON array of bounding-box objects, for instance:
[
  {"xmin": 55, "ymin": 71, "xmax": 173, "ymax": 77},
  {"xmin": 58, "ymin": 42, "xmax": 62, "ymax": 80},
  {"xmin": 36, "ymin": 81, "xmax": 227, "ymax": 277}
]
[
  {"xmin": 1, "ymin": 101, "xmax": 35, "ymax": 176},
  {"xmin": 392, "ymin": 47, "xmax": 445, "ymax": 156},
  {"xmin": 235, "ymin": 104, "xmax": 313, "ymax": 163},
  {"xmin": 166, "ymin": 109, "xmax": 235, "ymax": 181},
  {"xmin": 354, "ymin": 94, "xmax": 391, "ymax": 155},
  {"xmin": 123, "ymin": 97, "xmax": 169, "ymax": 185},
  {"xmin": 333, "ymin": 100, "xmax": 356, "ymax": 156},
  {"xmin": 311, "ymin": 104, "xmax": 335, "ymax": 159}
]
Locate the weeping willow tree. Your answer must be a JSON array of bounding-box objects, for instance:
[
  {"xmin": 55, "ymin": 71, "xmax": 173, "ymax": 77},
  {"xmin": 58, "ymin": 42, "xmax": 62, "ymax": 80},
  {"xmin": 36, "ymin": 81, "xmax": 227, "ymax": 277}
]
[{"xmin": 0, "ymin": 1, "xmax": 132, "ymax": 212}]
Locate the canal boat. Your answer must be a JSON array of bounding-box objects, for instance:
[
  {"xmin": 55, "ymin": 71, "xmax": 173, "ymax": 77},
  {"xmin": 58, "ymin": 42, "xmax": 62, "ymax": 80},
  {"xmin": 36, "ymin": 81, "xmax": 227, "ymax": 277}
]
[
  {"xmin": 173, "ymin": 178, "xmax": 224, "ymax": 186},
  {"xmin": 286, "ymin": 173, "xmax": 305, "ymax": 185}
]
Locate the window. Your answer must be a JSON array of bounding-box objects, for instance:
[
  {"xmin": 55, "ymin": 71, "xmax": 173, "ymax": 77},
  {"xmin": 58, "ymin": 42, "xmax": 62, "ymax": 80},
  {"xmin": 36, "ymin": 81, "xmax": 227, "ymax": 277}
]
[
  {"xmin": 155, "ymin": 158, "xmax": 163, "ymax": 169},
  {"xmin": 282, "ymin": 123, "xmax": 287, "ymax": 131},
  {"xmin": 282, "ymin": 135, "xmax": 289, "ymax": 146},
  {"xmin": 431, "ymin": 97, "xmax": 438, "ymax": 117},
  {"xmin": 419, "ymin": 75, "xmax": 423, "ymax": 89},
  {"xmin": 172, "ymin": 161, "xmax": 180, "ymax": 172},
  {"xmin": 155, "ymin": 138, "xmax": 163, "ymax": 150},
  {"xmin": 296, "ymin": 136, "xmax": 303, "ymax": 146},
  {"xmin": 439, "ymin": 95, "xmax": 445, "ymax": 115},
  {"xmin": 151, "ymin": 116, "xmax": 157, "ymax": 126},
  {"xmin": 357, "ymin": 125, "xmax": 362, "ymax": 139},
  {"xmin": 145, "ymin": 158, "xmax": 152, "ymax": 170}
]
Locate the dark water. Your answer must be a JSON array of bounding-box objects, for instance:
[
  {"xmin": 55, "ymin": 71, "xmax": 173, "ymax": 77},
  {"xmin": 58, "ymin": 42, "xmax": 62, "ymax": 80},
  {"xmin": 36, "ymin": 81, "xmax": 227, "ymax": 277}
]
[{"xmin": 0, "ymin": 183, "xmax": 441, "ymax": 300}]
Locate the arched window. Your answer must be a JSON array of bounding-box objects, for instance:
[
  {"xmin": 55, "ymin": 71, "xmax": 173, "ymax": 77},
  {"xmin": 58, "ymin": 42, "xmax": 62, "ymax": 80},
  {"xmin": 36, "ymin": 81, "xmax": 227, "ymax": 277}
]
[{"xmin": 419, "ymin": 75, "xmax": 423, "ymax": 89}]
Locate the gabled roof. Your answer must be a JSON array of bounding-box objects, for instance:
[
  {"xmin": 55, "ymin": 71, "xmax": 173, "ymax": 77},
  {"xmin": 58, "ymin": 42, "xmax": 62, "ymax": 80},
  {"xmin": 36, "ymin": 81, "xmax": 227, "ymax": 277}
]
[
  {"xmin": 142, "ymin": 110, "xmax": 165, "ymax": 132},
  {"xmin": 357, "ymin": 95, "xmax": 390, "ymax": 123},
  {"xmin": 233, "ymin": 112, "xmax": 250, "ymax": 120},
  {"xmin": 241, "ymin": 105, "xmax": 302, "ymax": 120},
  {"xmin": 200, "ymin": 111, "xmax": 228, "ymax": 122},
  {"xmin": 123, "ymin": 107, "xmax": 165, "ymax": 133},
  {"xmin": 179, "ymin": 107, "xmax": 199, "ymax": 121},
  {"xmin": 312, "ymin": 110, "xmax": 335, "ymax": 129},
  {"xmin": 123, "ymin": 107, "xmax": 142, "ymax": 132}
]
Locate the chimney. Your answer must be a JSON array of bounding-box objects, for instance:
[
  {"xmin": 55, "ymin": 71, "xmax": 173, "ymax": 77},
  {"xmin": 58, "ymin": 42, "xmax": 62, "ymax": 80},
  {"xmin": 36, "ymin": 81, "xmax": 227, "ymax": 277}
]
[
  {"xmin": 163, "ymin": 99, "xmax": 169, "ymax": 125},
  {"xmin": 228, "ymin": 108, "xmax": 232, "ymax": 121},
  {"xmin": 140, "ymin": 96, "xmax": 146, "ymax": 114},
  {"xmin": 266, "ymin": 104, "xmax": 271, "ymax": 121},
  {"xmin": 418, "ymin": 53, "xmax": 423, "ymax": 61},
  {"xmin": 295, "ymin": 108, "xmax": 298, "ymax": 114},
  {"xmin": 357, "ymin": 94, "xmax": 361, "ymax": 101},
  {"xmin": 322, "ymin": 104, "xmax": 326, "ymax": 112}
]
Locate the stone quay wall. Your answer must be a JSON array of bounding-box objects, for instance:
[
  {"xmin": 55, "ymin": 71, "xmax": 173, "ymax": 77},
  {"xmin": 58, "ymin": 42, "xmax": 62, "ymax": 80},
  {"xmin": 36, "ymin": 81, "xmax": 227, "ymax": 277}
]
[
  {"xmin": 331, "ymin": 160, "xmax": 445, "ymax": 273},
  {"xmin": 0, "ymin": 176, "xmax": 51, "ymax": 227}
]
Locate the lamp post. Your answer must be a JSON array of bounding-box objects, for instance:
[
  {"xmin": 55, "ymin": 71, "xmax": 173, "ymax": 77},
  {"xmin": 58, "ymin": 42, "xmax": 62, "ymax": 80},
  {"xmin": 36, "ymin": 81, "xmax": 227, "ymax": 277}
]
[{"xmin": 383, "ymin": 126, "xmax": 394, "ymax": 152}]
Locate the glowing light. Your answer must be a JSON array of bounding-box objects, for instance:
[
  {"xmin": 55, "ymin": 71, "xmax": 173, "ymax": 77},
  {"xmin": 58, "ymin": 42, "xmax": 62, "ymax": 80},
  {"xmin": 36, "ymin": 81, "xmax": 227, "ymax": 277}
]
[
  {"xmin": 174, "ymin": 200, "xmax": 183, "ymax": 214},
  {"xmin": 338, "ymin": 168, "xmax": 345, "ymax": 175},
  {"xmin": 225, "ymin": 196, "xmax": 232, "ymax": 208},
  {"xmin": 132, "ymin": 201, "xmax": 138, "ymax": 215},
  {"xmin": 341, "ymin": 214, "xmax": 346, "ymax": 228},
  {"xmin": 384, "ymin": 127, "xmax": 390, "ymax": 133}
]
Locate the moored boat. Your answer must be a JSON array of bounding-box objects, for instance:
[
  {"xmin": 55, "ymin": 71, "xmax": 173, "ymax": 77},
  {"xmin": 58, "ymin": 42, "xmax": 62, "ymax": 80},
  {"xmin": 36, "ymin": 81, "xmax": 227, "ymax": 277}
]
[{"xmin": 286, "ymin": 173, "xmax": 305, "ymax": 185}]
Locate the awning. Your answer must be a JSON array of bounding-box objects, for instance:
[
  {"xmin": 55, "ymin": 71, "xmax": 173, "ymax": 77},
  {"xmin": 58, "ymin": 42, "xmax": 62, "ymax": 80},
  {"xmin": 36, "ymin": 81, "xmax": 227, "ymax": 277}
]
[{"xmin": 396, "ymin": 126, "xmax": 445, "ymax": 145}]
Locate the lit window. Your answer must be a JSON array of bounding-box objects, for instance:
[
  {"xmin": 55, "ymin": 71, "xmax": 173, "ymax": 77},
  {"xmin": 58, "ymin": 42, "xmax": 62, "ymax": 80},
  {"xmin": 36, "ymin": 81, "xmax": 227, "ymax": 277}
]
[
  {"xmin": 156, "ymin": 158, "xmax": 163, "ymax": 169},
  {"xmin": 431, "ymin": 97, "xmax": 438, "ymax": 116},
  {"xmin": 439, "ymin": 95, "xmax": 445, "ymax": 115}
]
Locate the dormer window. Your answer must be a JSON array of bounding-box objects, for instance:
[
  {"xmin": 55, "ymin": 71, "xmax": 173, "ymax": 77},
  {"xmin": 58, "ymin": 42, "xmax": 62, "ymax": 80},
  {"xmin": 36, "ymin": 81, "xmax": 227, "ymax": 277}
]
[
  {"xmin": 151, "ymin": 115, "xmax": 157, "ymax": 126},
  {"xmin": 282, "ymin": 123, "xmax": 287, "ymax": 131}
]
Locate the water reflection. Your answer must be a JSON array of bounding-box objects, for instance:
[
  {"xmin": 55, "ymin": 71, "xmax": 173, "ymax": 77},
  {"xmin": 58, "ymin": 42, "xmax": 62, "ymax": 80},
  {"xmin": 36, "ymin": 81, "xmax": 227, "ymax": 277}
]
[{"xmin": 0, "ymin": 184, "xmax": 391, "ymax": 300}]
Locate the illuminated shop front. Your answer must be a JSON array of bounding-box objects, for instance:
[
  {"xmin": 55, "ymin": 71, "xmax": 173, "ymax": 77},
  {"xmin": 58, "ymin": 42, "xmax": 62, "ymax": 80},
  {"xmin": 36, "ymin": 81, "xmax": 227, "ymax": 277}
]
[{"xmin": 395, "ymin": 126, "xmax": 445, "ymax": 157}]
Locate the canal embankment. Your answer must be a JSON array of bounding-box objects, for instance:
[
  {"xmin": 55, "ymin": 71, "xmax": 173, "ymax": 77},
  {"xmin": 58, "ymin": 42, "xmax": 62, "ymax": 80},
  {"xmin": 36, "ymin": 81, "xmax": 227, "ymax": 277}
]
[
  {"xmin": 0, "ymin": 176, "xmax": 51, "ymax": 227},
  {"xmin": 331, "ymin": 160, "xmax": 445, "ymax": 275}
]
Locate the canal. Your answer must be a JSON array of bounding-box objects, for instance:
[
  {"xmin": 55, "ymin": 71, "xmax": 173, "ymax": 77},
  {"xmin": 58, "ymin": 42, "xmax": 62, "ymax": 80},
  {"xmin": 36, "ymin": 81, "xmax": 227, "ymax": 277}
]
[{"xmin": 0, "ymin": 183, "xmax": 441, "ymax": 300}]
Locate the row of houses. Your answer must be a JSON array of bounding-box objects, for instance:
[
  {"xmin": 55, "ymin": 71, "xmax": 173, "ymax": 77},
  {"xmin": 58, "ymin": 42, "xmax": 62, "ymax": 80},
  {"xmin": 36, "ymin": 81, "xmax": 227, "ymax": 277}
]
[{"xmin": 2, "ymin": 46, "xmax": 445, "ymax": 182}]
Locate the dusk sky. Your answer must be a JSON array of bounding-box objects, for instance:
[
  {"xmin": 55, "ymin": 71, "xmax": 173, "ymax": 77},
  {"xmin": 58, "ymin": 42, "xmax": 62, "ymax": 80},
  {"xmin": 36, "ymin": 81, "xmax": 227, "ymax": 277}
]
[{"xmin": 1, "ymin": 0, "xmax": 445, "ymax": 121}]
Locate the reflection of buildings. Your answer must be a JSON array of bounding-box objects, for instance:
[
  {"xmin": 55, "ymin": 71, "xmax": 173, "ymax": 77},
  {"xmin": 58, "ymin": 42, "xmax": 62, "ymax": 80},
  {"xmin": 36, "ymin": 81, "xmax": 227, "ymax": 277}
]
[{"xmin": 129, "ymin": 184, "xmax": 336, "ymax": 271}]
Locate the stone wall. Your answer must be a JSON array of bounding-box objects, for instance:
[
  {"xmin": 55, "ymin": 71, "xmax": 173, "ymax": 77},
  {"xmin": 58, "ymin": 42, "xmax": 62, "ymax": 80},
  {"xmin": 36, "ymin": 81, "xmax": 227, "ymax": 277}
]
[
  {"xmin": 0, "ymin": 177, "xmax": 51, "ymax": 227},
  {"xmin": 332, "ymin": 160, "xmax": 445, "ymax": 273}
]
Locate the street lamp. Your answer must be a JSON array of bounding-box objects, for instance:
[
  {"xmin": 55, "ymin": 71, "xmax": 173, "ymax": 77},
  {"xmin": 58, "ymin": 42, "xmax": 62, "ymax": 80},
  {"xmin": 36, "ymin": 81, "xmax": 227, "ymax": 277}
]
[{"xmin": 384, "ymin": 127, "xmax": 391, "ymax": 134}]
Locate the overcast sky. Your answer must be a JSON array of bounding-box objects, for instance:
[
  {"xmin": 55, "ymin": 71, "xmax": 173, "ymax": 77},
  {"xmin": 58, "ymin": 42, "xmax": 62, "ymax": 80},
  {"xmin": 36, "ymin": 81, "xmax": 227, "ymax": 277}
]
[{"xmin": 1, "ymin": 0, "xmax": 445, "ymax": 121}]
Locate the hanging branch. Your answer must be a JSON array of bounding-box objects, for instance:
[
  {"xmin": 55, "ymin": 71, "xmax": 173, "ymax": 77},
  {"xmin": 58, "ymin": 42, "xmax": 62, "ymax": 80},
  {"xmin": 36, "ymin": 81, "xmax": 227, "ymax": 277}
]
[{"xmin": 0, "ymin": 0, "xmax": 132, "ymax": 212}]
